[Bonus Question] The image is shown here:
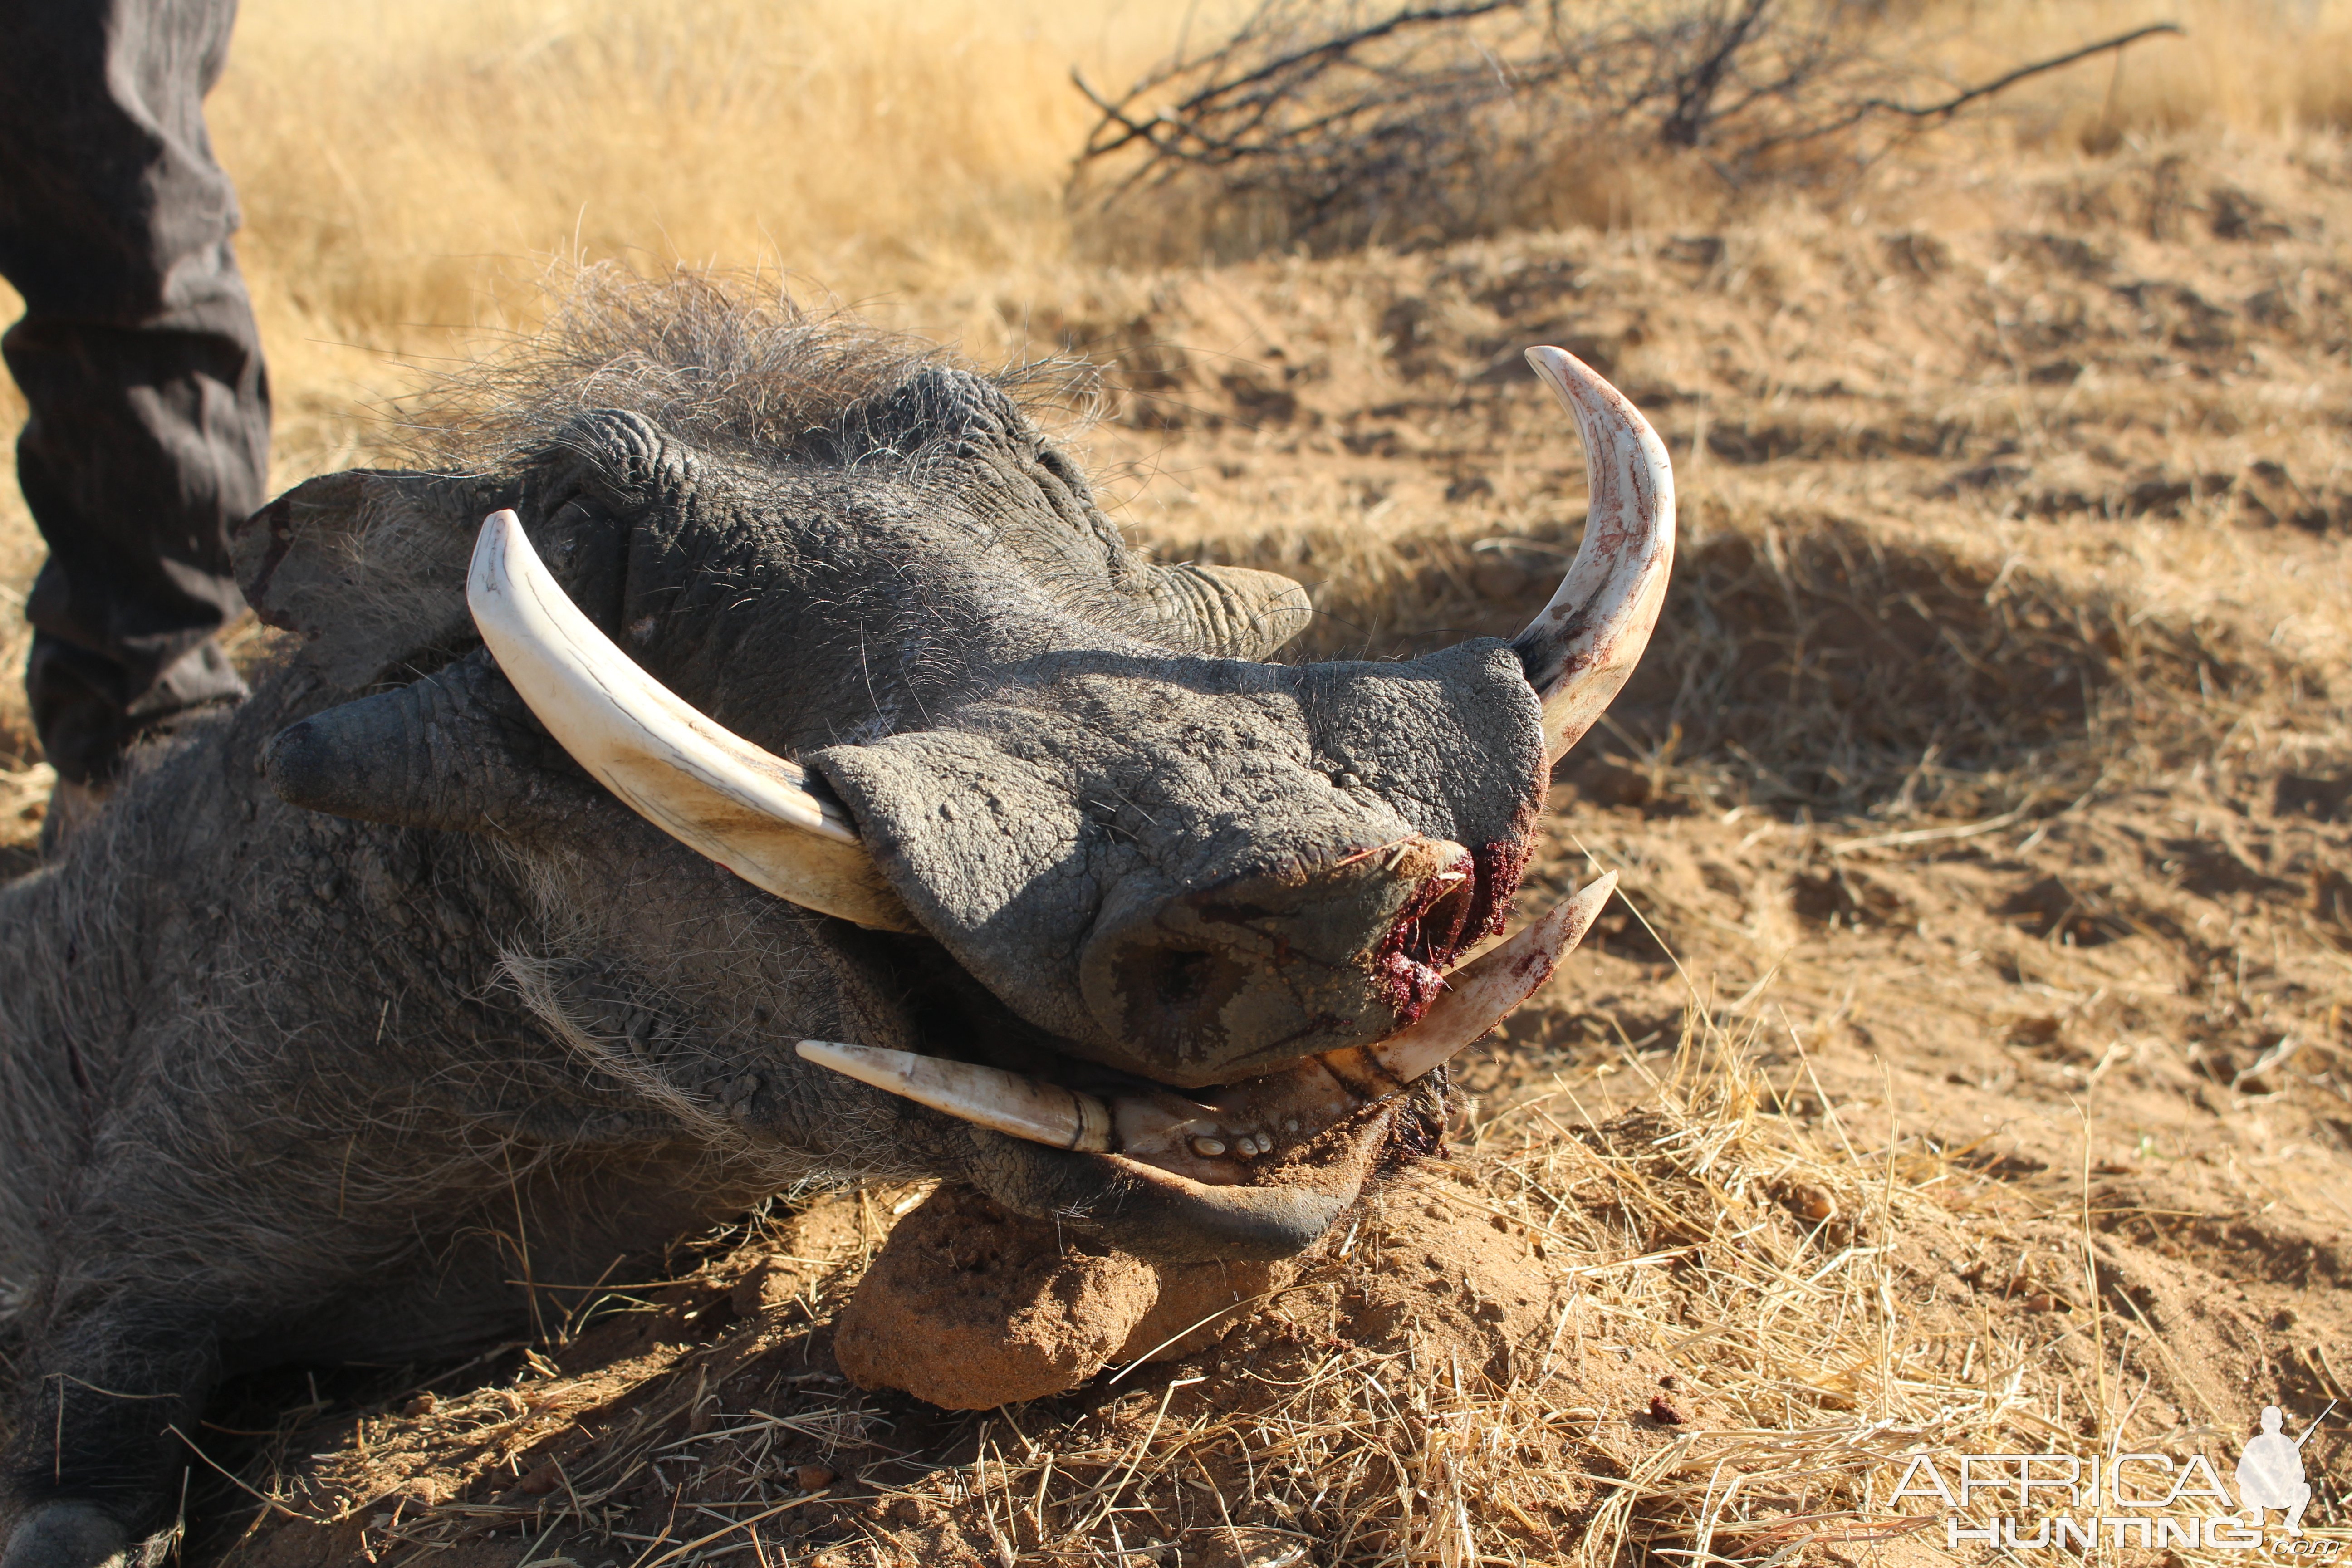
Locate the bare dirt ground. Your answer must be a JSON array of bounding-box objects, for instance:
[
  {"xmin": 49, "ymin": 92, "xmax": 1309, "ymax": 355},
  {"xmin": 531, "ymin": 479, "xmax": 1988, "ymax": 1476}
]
[{"xmin": 5, "ymin": 119, "xmax": 2351, "ymax": 1565}]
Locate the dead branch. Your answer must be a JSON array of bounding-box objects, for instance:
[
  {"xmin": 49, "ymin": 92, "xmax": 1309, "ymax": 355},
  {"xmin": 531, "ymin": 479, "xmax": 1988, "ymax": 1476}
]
[
  {"xmin": 1067, "ymin": 2, "xmax": 2195, "ymax": 257},
  {"xmin": 1863, "ymin": 21, "xmax": 2186, "ymax": 122},
  {"xmin": 1737, "ymin": 20, "xmax": 2190, "ymax": 159}
]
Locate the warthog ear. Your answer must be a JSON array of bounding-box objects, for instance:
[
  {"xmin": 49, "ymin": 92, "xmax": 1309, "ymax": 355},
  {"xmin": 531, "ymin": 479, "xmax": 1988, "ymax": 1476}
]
[
  {"xmin": 265, "ymin": 647, "xmax": 603, "ymax": 836},
  {"xmin": 233, "ymin": 469, "xmax": 510, "ymax": 691},
  {"xmin": 1145, "ymin": 562, "xmax": 1314, "ymax": 659}
]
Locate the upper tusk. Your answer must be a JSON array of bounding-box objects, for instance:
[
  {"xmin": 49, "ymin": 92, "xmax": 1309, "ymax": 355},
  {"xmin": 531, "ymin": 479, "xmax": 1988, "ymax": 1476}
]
[
  {"xmin": 468, "ymin": 510, "xmax": 917, "ymax": 931},
  {"xmin": 1512, "ymin": 348, "xmax": 1676, "ymax": 767}
]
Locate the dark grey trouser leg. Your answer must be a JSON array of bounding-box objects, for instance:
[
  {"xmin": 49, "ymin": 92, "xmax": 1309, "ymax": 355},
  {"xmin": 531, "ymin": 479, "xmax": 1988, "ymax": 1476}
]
[
  {"xmin": 0, "ymin": 0, "xmax": 267, "ymax": 786},
  {"xmin": 0, "ymin": 1302, "xmax": 220, "ymax": 1568}
]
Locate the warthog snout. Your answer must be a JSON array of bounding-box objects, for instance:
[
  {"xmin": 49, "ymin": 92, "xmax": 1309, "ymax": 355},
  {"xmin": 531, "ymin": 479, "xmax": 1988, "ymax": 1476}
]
[{"xmin": 1078, "ymin": 835, "xmax": 1482, "ymax": 1084}]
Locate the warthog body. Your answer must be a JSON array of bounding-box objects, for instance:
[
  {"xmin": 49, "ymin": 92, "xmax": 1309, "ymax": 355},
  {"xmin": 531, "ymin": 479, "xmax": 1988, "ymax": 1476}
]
[{"xmin": 0, "ymin": 282, "xmax": 1670, "ymax": 1568}]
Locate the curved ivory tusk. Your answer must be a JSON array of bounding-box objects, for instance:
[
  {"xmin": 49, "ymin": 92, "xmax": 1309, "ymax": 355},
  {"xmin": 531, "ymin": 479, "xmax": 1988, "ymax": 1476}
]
[
  {"xmin": 1514, "ymin": 348, "xmax": 1676, "ymax": 766},
  {"xmin": 1339, "ymin": 869, "xmax": 1618, "ymax": 1088},
  {"xmin": 798, "ymin": 873, "xmax": 1619, "ymax": 1184},
  {"xmin": 468, "ymin": 510, "xmax": 917, "ymax": 931},
  {"xmin": 795, "ymin": 1040, "xmax": 1116, "ymax": 1150}
]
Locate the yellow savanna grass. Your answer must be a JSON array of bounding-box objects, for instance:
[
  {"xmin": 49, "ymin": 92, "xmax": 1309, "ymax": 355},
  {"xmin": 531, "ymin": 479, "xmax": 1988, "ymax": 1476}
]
[
  {"xmin": 0, "ymin": 0, "xmax": 2345, "ymax": 463},
  {"xmin": 211, "ymin": 0, "xmax": 1202, "ymax": 350},
  {"xmin": 0, "ymin": 0, "xmax": 2342, "ymax": 747},
  {"xmin": 1902, "ymin": 0, "xmax": 2352, "ymax": 144},
  {"xmin": 2, "ymin": 0, "xmax": 2351, "ymax": 766},
  {"xmin": 1, "ymin": 1, "xmax": 2330, "ymax": 1017}
]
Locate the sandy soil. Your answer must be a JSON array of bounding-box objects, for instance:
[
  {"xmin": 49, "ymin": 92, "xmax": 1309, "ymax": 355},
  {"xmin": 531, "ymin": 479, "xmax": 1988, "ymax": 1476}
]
[{"xmin": 4, "ymin": 127, "xmax": 2350, "ymax": 1565}]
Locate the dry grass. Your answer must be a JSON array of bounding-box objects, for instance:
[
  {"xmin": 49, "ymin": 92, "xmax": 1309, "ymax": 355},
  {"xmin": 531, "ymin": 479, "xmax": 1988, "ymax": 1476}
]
[
  {"xmin": 2, "ymin": 0, "xmax": 2345, "ymax": 480},
  {"xmin": 5, "ymin": 4, "xmax": 2352, "ymax": 1563},
  {"xmin": 1913, "ymin": 0, "xmax": 2352, "ymax": 146},
  {"xmin": 0, "ymin": 0, "xmax": 2344, "ymax": 540},
  {"xmin": 189, "ymin": 1004, "xmax": 2308, "ymax": 1566}
]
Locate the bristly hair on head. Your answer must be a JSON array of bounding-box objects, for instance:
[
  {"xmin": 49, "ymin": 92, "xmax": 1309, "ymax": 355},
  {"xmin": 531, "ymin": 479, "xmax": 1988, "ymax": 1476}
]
[{"xmin": 386, "ymin": 263, "xmax": 1096, "ymax": 476}]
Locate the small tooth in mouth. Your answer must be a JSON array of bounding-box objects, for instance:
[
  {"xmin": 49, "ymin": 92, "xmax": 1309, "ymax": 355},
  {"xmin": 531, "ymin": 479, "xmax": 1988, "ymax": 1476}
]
[{"xmin": 798, "ymin": 872, "xmax": 1618, "ymax": 1181}]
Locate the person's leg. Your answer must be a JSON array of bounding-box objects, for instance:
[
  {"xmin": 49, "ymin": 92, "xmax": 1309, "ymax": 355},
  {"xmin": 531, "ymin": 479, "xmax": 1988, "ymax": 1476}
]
[{"xmin": 0, "ymin": 0, "xmax": 267, "ymax": 792}]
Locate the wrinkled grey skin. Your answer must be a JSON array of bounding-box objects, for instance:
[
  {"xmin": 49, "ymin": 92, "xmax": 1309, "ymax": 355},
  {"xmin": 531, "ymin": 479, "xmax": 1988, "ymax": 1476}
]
[{"xmin": 0, "ymin": 342, "xmax": 1545, "ymax": 1566}]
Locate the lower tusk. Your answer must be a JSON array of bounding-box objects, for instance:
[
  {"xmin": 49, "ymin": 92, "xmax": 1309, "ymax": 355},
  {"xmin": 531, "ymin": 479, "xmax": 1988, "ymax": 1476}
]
[
  {"xmin": 795, "ymin": 1040, "xmax": 1115, "ymax": 1152},
  {"xmin": 1348, "ymin": 869, "xmax": 1618, "ymax": 1088},
  {"xmin": 794, "ymin": 872, "xmax": 1618, "ymax": 1178}
]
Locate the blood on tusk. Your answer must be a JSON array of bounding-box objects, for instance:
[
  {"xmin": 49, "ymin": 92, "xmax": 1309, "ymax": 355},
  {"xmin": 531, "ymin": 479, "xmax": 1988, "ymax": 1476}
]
[{"xmin": 1356, "ymin": 870, "xmax": 1617, "ymax": 1084}]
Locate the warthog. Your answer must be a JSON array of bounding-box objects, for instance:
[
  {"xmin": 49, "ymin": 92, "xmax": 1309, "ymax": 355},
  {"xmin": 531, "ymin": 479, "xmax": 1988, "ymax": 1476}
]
[{"xmin": 0, "ymin": 280, "xmax": 1672, "ymax": 1568}]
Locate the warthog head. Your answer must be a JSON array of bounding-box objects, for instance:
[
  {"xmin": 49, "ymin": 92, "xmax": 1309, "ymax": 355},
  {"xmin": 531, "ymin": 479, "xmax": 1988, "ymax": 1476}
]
[{"xmin": 239, "ymin": 280, "xmax": 1671, "ymax": 1261}]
